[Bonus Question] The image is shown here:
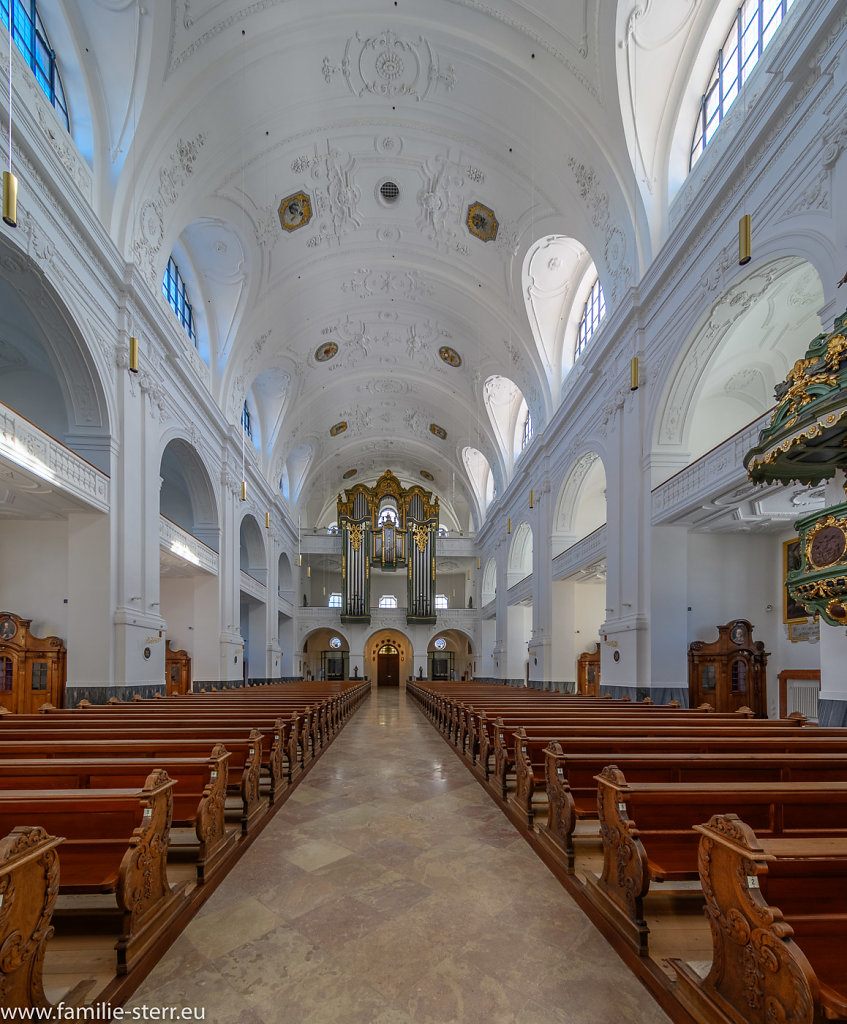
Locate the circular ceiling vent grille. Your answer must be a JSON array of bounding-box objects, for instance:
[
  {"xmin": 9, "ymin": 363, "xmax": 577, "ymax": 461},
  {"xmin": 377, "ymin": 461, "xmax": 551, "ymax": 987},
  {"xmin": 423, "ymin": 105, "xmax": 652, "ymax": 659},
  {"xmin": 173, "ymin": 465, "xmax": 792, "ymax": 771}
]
[{"xmin": 379, "ymin": 180, "xmax": 400, "ymax": 203}]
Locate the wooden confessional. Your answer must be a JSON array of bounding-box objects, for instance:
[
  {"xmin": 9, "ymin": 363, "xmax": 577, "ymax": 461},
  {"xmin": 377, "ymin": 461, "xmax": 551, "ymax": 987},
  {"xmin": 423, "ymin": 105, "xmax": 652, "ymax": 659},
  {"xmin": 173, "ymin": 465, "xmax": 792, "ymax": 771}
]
[
  {"xmin": 576, "ymin": 643, "xmax": 601, "ymax": 696},
  {"xmin": 165, "ymin": 641, "xmax": 191, "ymax": 696},
  {"xmin": 688, "ymin": 619, "xmax": 768, "ymax": 716},
  {"xmin": 0, "ymin": 612, "xmax": 66, "ymax": 713}
]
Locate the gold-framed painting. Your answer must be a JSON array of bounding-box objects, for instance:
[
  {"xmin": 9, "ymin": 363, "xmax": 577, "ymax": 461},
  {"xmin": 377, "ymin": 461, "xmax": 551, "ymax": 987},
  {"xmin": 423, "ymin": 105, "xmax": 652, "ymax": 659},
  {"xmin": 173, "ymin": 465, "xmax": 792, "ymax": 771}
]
[{"xmin": 783, "ymin": 538, "xmax": 810, "ymax": 624}]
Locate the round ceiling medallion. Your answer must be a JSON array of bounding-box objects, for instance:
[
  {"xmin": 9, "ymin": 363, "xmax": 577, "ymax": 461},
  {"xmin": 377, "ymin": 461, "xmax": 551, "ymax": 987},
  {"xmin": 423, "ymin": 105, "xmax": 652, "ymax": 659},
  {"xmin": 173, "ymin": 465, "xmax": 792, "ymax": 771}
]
[
  {"xmin": 439, "ymin": 346, "xmax": 461, "ymax": 367},
  {"xmin": 420, "ymin": 470, "xmax": 434, "ymax": 481},
  {"xmin": 379, "ymin": 179, "xmax": 400, "ymax": 203},
  {"xmin": 330, "ymin": 421, "xmax": 347, "ymax": 437},
  {"xmin": 342, "ymin": 468, "xmax": 357, "ymax": 479},
  {"xmin": 315, "ymin": 341, "xmax": 338, "ymax": 362},
  {"xmin": 430, "ymin": 423, "xmax": 447, "ymax": 440}
]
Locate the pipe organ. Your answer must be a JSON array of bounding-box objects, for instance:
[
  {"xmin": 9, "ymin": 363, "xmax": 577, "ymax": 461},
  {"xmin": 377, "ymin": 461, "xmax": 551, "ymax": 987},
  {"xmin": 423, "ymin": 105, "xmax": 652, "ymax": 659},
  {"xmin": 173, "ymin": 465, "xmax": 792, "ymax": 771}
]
[{"xmin": 337, "ymin": 470, "xmax": 438, "ymax": 625}]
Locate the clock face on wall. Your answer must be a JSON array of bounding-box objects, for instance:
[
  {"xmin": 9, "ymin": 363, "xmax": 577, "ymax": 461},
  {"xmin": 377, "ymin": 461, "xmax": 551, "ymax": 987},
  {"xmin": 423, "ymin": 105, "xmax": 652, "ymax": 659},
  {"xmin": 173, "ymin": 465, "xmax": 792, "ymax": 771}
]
[{"xmin": 0, "ymin": 616, "xmax": 16, "ymax": 641}]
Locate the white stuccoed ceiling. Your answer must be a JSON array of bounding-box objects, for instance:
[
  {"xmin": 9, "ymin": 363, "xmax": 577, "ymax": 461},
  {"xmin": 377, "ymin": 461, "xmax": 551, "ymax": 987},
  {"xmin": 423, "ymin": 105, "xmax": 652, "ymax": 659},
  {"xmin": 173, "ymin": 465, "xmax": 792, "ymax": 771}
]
[{"xmin": 49, "ymin": 0, "xmax": 720, "ymax": 528}]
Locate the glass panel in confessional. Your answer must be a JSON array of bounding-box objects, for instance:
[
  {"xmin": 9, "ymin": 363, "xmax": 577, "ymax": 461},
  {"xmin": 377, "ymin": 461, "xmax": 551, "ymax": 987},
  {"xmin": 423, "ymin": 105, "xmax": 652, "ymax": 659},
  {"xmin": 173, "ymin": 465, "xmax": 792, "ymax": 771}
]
[{"xmin": 701, "ymin": 664, "xmax": 716, "ymax": 691}]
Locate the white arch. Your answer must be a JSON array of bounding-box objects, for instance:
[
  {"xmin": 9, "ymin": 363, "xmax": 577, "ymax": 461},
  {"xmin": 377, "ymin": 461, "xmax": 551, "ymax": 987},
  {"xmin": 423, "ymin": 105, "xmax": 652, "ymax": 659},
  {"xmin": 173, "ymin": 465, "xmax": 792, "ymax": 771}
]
[
  {"xmin": 553, "ymin": 452, "xmax": 608, "ymax": 556},
  {"xmin": 507, "ymin": 521, "xmax": 533, "ymax": 587},
  {"xmin": 650, "ymin": 257, "xmax": 824, "ymax": 481}
]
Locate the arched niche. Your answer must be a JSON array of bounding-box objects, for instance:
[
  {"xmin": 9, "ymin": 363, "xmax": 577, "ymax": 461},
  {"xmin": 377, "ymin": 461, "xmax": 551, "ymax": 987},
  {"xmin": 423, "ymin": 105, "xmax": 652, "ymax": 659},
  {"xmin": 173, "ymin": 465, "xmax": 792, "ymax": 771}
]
[
  {"xmin": 481, "ymin": 557, "xmax": 497, "ymax": 606},
  {"xmin": 0, "ymin": 243, "xmax": 111, "ymax": 472},
  {"xmin": 428, "ymin": 628, "xmax": 475, "ymax": 681},
  {"xmin": 507, "ymin": 521, "xmax": 533, "ymax": 588},
  {"xmin": 523, "ymin": 235, "xmax": 589, "ymax": 386},
  {"xmin": 462, "ymin": 446, "xmax": 493, "ymax": 521},
  {"xmin": 483, "ymin": 375, "xmax": 524, "ymax": 480},
  {"xmin": 239, "ymin": 514, "xmax": 267, "ymax": 584},
  {"xmin": 301, "ymin": 627, "xmax": 349, "ymax": 681},
  {"xmin": 651, "ymin": 257, "xmax": 824, "ymax": 485},
  {"xmin": 278, "ymin": 552, "xmax": 293, "ymax": 593},
  {"xmin": 159, "ymin": 438, "xmax": 220, "ymax": 551},
  {"xmin": 553, "ymin": 452, "xmax": 607, "ymax": 556}
]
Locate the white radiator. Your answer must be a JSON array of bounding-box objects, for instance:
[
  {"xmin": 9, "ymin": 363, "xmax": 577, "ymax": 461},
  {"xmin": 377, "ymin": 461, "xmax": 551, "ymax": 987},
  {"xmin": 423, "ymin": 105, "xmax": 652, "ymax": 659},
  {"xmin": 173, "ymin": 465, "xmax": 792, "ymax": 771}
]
[{"xmin": 787, "ymin": 681, "xmax": 819, "ymax": 722}]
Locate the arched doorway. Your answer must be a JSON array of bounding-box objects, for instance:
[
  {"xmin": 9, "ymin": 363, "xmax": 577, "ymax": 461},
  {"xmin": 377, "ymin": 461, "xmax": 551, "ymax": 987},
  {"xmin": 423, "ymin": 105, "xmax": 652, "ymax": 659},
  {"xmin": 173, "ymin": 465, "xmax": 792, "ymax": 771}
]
[
  {"xmin": 365, "ymin": 630, "xmax": 411, "ymax": 687},
  {"xmin": 377, "ymin": 642, "xmax": 400, "ymax": 686}
]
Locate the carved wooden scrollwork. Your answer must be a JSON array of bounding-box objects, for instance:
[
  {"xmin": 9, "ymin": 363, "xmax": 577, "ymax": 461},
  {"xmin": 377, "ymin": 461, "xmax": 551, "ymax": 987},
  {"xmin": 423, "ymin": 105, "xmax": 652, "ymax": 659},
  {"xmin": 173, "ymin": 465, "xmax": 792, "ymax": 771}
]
[
  {"xmin": 0, "ymin": 826, "xmax": 62, "ymax": 1011},
  {"xmin": 115, "ymin": 770, "xmax": 178, "ymax": 972},
  {"xmin": 543, "ymin": 742, "xmax": 577, "ymax": 869},
  {"xmin": 513, "ymin": 736, "xmax": 535, "ymax": 817},
  {"xmin": 595, "ymin": 765, "xmax": 650, "ymax": 920},
  {"xmin": 696, "ymin": 814, "xmax": 818, "ymax": 1024},
  {"xmin": 194, "ymin": 745, "xmax": 230, "ymax": 884}
]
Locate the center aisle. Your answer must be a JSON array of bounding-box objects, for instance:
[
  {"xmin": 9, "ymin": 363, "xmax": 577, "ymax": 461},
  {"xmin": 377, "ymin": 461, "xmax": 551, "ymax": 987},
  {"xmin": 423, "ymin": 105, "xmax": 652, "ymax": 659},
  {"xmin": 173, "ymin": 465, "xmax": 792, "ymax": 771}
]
[{"xmin": 127, "ymin": 688, "xmax": 671, "ymax": 1024}]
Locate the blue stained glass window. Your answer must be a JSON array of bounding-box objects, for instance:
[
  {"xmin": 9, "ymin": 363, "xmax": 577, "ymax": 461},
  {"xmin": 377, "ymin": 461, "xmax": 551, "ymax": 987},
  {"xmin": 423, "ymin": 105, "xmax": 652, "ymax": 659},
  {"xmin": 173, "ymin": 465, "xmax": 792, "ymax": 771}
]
[
  {"xmin": 690, "ymin": 0, "xmax": 796, "ymax": 169},
  {"xmin": 1, "ymin": 1, "xmax": 69, "ymax": 131},
  {"xmin": 575, "ymin": 277, "xmax": 605, "ymax": 360},
  {"xmin": 162, "ymin": 256, "xmax": 197, "ymax": 345}
]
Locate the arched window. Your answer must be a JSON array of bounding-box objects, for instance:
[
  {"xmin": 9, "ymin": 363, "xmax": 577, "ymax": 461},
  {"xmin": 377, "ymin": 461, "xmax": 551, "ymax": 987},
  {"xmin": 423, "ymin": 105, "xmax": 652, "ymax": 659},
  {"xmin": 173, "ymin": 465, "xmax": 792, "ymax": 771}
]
[
  {"xmin": 434, "ymin": 594, "xmax": 448, "ymax": 610},
  {"xmin": 327, "ymin": 592, "xmax": 342, "ymax": 608},
  {"xmin": 2, "ymin": 1, "xmax": 69, "ymax": 130},
  {"xmin": 575, "ymin": 277, "xmax": 605, "ymax": 359},
  {"xmin": 162, "ymin": 256, "xmax": 197, "ymax": 345},
  {"xmin": 378, "ymin": 595, "xmax": 398, "ymax": 609},
  {"xmin": 241, "ymin": 400, "xmax": 253, "ymax": 440},
  {"xmin": 521, "ymin": 409, "xmax": 533, "ymax": 451},
  {"xmin": 690, "ymin": 0, "xmax": 796, "ymax": 169}
]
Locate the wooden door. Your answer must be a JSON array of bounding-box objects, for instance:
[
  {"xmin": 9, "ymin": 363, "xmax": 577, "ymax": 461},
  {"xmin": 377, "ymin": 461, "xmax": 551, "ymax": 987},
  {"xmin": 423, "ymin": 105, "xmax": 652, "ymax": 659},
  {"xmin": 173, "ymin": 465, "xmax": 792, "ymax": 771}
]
[{"xmin": 378, "ymin": 652, "xmax": 399, "ymax": 686}]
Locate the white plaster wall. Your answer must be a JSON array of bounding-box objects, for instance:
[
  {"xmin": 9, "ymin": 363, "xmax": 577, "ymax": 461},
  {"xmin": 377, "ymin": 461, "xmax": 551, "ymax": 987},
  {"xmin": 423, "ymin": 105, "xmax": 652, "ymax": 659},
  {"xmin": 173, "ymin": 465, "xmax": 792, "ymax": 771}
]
[
  {"xmin": 0, "ymin": 520, "xmax": 69, "ymax": 638},
  {"xmin": 481, "ymin": 617, "xmax": 496, "ymax": 677},
  {"xmin": 507, "ymin": 604, "xmax": 531, "ymax": 680}
]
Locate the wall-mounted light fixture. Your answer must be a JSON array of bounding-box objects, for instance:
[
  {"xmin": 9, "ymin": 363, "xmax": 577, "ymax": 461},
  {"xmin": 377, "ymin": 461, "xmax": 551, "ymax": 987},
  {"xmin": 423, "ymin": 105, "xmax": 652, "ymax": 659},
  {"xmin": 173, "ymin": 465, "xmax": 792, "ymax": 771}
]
[
  {"xmin": 529, "ymin": 489, "xmax": 534, "ymax": 509},
  {"xmin": 738, "ymin": 214, "xmax": 751, "ymax": 266},
  {"xmin": 129, "ymin": 336, "xmax": 139, "ymax": 374},
  {"xmin": 630, "ymin": 356, "xmax": 639, "ymax": 391}
]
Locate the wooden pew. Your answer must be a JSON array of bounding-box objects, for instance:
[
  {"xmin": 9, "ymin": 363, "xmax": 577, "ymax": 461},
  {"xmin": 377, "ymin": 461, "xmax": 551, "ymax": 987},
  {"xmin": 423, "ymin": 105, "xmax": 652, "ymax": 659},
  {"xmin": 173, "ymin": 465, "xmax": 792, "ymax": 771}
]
[
  {"xmin": 0, "ymin": 770, "xmax": 190, "ymax": 974},
  {"xmin": 0, "ymin": 825, "xmax": 92, "ymax": 1012},
  {"xmin": 538, "ymin": 746, "xmax": 847, "ymax": 872},
  {"xmin": 487, "ymin": 717, "xmax": 814, "ymax": 800},
  {"xmin": 585, "ymin": 767, "xmax": 847, "ymax": 956},
  {"xmin": 0, "ymin": 748, "xmax": 233, "ymax": 883},
  {"xmin": 0, "ymin": 733, "xmax": 265, "ymax": 835},
  {"xmin": 0, "ymin": 718, "xmax": 289, "ymax": 803},
  {"xmin": 669, "ymin": 814, "xmax": 847, "ymax": 1024}
]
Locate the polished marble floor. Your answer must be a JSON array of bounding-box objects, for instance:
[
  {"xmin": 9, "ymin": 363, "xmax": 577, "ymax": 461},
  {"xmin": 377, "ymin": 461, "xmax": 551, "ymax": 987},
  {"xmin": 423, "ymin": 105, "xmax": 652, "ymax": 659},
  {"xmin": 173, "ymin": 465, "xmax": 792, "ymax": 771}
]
[{"xmin": 126, "ymin": 688, "xmax": 671, "ymax": 1024}]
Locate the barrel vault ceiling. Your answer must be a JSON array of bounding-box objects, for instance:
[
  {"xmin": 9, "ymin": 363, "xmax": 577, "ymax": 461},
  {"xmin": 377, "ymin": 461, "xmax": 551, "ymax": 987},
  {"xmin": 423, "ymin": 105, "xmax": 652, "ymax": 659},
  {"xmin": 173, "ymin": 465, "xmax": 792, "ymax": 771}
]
[{"xmin": 55, "ymin": 0, "xmax": 717, "ymax": 528}]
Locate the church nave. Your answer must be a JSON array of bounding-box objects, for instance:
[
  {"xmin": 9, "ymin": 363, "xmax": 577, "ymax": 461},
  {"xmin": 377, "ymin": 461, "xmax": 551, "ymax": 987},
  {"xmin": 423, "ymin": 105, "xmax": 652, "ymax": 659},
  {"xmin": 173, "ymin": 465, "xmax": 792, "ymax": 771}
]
[{"xmin": 126, "ymin": 688, "xmax": 670, "ymax": 1024}]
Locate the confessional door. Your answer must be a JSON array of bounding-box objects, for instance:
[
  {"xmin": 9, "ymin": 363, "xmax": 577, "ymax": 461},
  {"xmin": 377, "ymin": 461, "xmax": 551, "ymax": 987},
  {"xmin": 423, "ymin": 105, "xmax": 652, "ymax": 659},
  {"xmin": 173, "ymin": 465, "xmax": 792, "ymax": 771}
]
[
  {"xmin": 0, "ymin": 612, "xmax": 66, "ymax": 713},
  {"xmin": 377, "ymin": 644, "xmax": 399, "ymax": 686},
  {"xmin": 688, "ymin": 619, "xmax": 767, "ymax": 716},
  {"xmin": 165, "ymin": 642, "xmax": 191, "ymax": 696},
  {"xmin": 576, "ymin": 643, "xmax": 601, "ymax": 696}
]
